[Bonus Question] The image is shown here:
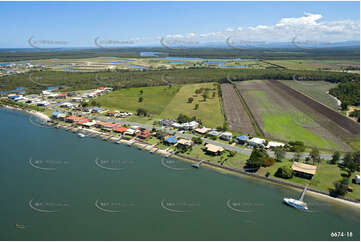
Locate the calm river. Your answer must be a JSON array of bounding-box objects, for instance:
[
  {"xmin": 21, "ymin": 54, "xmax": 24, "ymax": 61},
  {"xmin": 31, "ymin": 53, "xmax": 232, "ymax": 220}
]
[{"xmin": 0, "ymin": 108, "xmax": 359, "ymax": 240}]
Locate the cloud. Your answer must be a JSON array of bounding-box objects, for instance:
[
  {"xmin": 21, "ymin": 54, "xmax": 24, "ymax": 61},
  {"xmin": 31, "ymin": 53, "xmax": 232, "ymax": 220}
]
[{"xmin": 160, "ymin": 13, "xmax": 359, "ymax": 44}]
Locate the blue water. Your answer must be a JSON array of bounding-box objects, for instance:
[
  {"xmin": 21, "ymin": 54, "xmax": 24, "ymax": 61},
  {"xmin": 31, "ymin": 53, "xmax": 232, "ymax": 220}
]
[
  {"xmin": 204, "ymin": 61, "xmax": 248, "ymax": 68},
  {"xmin": 140, "ymin": 52, "xmax": 160, "ymax": 57},
  {"xmin": 59, "ymin": 67, "xmax": 73, "ymax": 71},
  {"xmin": 128, "ymin": 64, "xmax": 148, "ymax": 70},
  {"xmin": 167, "ymin": 61, "xmax": 186, "ymax": 64},
  {"xmin": 0, "ymin": 87, "xmax": 25, "ymax": 95},
  {"xmin": 47, "ymin": 86, "xmax": 59, "ymax": 91}
]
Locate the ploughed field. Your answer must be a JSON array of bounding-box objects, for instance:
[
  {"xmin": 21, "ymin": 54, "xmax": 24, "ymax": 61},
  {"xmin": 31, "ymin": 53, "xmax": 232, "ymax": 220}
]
[
  {"xmin": 220, "ymin": 84, "xmax": 256, "ymax": 135},
  {"xmin": 279, "ymin": 80, "xmax": 339, "ymax": 111},
  {"xmin": 235, "ymin": 80, "xmax": 359, "ymax": 151}
]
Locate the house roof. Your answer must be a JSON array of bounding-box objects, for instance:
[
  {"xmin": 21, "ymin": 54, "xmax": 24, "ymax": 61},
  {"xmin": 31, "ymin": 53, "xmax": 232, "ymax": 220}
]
[
  {"xmin": 236, "ymin": 135, "xmax": 249, "ymax": 141},
  {"xmin": 221, "ymin": 132, "xmax": 233, "ymax": 136},
  {"xmin": 66, "ymin": 116, "xmax": 83, "ymax": 121},
  {"xmin": 77, "ymin": 118, "xmax": 89, "ymax": 124},
  {"xmin": 249, "ymin": 137, "xmax": 265, "ymax": 144},
  {"xmin": 114, "ymin": 127, "xmax": 128, "ymax": 133},
  {"xmin": 205, "ymin": 143, "xmax": 224, "ymax": 153},
  {"xmin": 291, "ymin": 162, "xmax": 317, "ymax": 175},
  {"xmin": 266, "ymin": 141, "xmax": 285, "ymax": 148},
  {"xmin": 208, "ymin": 130, "xmax": 221, "ymax": 136},
  {"xmin": 177, "ymin": 139, "xmax": 193, "ymax": 146},
  {"xmin": 194, "ymin": 127, "xmax": 211, "ymax": 134},
  {"xmin": 165, "ymin": 136, "xmax": 178, "ymax": 144}
]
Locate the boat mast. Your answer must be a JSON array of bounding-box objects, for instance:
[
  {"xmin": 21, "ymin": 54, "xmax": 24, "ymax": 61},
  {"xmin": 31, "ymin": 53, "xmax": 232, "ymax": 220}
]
[{"xmin": 299, "ymin": 185, "xmax": 309, "ymax": 202}]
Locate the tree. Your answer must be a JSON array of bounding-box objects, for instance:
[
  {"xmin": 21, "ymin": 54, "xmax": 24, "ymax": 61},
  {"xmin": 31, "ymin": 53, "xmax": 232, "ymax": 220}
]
[
  {"xmin": 275, "ymin": 166, "xmax": 293, "ymax": 179},
  {"xmin": 177, "ymin": 113, "xmax": 191, "ymax": 123},
  {"xmin": 330, "ymin": 151, "xmax": 341, "ymax": 164},
  {"xmin": 90, "ymin": 100, "xmax": 98, "ymax": 106},
  {"xmin": 201, "ymin": 93, "xmax": 208, "ymax": 101},
  {"xmin": 310, "ymin": 148, "xmax": 321, "ymax": 165},
  {"xmin": 136, "ymin": 108, "xmax": 147, "ymax": 116},
  {"xmin": 194, "ymin": 104, "xmax": 199, "ymax": 110},
  {"xmin": 332, "ymin": 178, "xmax": 349, "ymax": 196},
  {"xmin": 138, "ymin": 97, "xmax": 143, "ymax": 102},
  {"xmin": 187, "ymin": 97, "xmax": 194, "ymax": 103},
  {"xmin": 343, "ymin": 152, "xmax": 357, "ymax": 177},
  {"xmin": 192, "ymin": 136, "xmax": 203, "ymax": 145},
  {"xmin": 246, "ymin": 147, "xmax": 268, "ymax": 171},
  {"xmin": 352, "ymin": 151, "xmax": 360, "ymax": 171},
  {"xmin": 274, "ymin": 147, "xmax": 285, "ymax": 162},
  {"xmin": 227, "ymin": 150, "xmax": 237, "ymax": 157},
  {"xmin": 139, "ymin": 89, "xmax": 143, "ymax": 95}
]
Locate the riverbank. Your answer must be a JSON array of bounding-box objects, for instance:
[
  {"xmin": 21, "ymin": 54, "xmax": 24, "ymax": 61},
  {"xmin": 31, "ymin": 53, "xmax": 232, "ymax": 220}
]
[{"xmin": 0, "ymin": 105, "xmax": 359, "ymax": 208}]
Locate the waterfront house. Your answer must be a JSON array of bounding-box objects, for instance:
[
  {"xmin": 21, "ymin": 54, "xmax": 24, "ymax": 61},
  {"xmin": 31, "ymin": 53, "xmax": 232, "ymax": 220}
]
[
  {"xmin": 57, "ymin": 113, "xmax": 67, "ymax": 121},
  {"xmin": 266, "ymin": 141, "xmax": 285, "ymax": 149},
  {"xmin": 291, "ymin": 162, "xmax": 317, "ymax": 179},
  {"xmin": 114, "ymin": 126, "xmax": 129, "ymax": 134},
  {"xmin": 77, "ymin": 118, "xmax": 89, "ymax": 125},
  {"xmin": 194, "ymin": 127, "xmax": 211, "ymax": 134},
  {"xmin": 204, "ymin": 143, "xmax": 224, "ymax": 155},
  {"xmin": 235, "ymin": 135, "xmax": 249, "ymax": 144},
  {"xmin": 176, "ymin": 139, "xmax": 194, "ymax": 147},
  {"xmin": 82, "ymin": 120, "xmax": 97, "ymax": 127},
  {"xmin": 95, "ymin": 121, "xmax": 120, "ymax": 130},
  {"xmin": 52, "ymin": 112, "xmax": 61, "ymax": 119},
  {"xmin": 248, "ymin": 137, "xmax": 266, "ymax": 147},
  {"xmin": 37, "ymin": 101, "xmax": 49, "ymax": 107},
  {"xmin": 164, "ymin": 136, "xmax": 178, "ymax": 145},
  {"xmin": 124, "ymin": 128, "xmax": 139, "ymax": 136},
  {"xmin": 220, "ymin": 132, "xmax": 233, "ymax": 141},
  {"xmin": 207, "ymin": 130, "xmax": 221, "ymax": 137},
  {"xmin": 137, "ymin": 129, "xmax": 151, "ymax": 139},
  {"xmin": 65, "ymin": 116, "xmax": 84, "ymax": 123}
]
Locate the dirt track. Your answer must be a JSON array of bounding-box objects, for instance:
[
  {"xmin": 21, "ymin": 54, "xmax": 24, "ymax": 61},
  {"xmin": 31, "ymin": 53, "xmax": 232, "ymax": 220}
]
[{"xmin": 220, "ymin": 84, "xmax": 256, "ymax": 135}]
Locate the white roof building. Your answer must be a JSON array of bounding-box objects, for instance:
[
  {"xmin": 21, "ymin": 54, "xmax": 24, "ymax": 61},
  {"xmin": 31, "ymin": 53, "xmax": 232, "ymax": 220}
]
[
  {"xmin": 220, "ymin": 132, "xmax": 233, "ymax": 140},
  {"xmin": 266, "ymin": 141, "xmax": 285, "ymax": 149},
  {"xmin": 249, "ymin": 137, "xmax": 266, "ymax": 146}
]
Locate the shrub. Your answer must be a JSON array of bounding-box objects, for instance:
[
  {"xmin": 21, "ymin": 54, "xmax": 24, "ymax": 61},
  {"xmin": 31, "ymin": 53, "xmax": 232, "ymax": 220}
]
[
  {"xmin": 275, "ymin": 166, "xmax": 293, "ymax": 179},
  {"xmin": 263, "ymin": 157, "xmax": 276, "ymax": 167}
]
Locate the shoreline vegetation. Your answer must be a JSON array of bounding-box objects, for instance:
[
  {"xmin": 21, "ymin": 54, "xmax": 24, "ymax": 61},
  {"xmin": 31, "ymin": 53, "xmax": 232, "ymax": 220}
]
[{"xmin": 1, "ymin": 104, "xmax": 359, "ymax": 209}]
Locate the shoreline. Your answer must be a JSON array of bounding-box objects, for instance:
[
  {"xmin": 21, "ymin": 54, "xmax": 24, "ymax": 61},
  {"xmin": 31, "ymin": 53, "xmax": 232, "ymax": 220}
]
[{"xmin": 0, "ymin": 105, "xmax": 359, "ymax": 209}]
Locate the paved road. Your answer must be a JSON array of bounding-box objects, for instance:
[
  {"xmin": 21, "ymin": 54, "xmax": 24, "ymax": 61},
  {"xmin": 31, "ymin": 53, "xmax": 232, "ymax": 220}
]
[{"xmin": 53, "ymin": 107, "xmax": 333, "ymax": 161}]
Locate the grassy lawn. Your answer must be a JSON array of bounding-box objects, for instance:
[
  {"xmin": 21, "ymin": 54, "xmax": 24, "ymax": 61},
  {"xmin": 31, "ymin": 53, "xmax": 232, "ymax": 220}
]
[
  {"xmin": 95, "ymin": 85, "xmax": 181, "ymax": 115},
  {"xmin": 258, "ymin": 160, "xmax": 360, "ymax": 201},
  {"xmin": 263, "ymin": 112, "xmax": 337, "ymax": 150},
  {"xmin": 160, "ymin": 82, "xmax": 225, "ymax": 128}
]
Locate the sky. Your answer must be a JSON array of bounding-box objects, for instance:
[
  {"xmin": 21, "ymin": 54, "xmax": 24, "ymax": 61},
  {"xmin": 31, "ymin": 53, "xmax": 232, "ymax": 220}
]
[{"xmin": 0, "ymin": 1, "xmax": 359, "ymax": 48}]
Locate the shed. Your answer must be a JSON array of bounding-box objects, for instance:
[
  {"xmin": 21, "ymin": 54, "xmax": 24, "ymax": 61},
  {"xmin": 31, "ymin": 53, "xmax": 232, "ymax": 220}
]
[
  {"xmin": 291, "ymin": 162, "xmax": 317, "ymax": 179},
  {"xmin": 248, "ymin": 137, "xmax": 265, "ymax": 147}
]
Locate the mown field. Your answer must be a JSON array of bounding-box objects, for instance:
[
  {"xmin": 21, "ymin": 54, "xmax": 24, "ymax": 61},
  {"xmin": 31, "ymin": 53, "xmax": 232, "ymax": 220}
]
[
  {"xmin": 160, "ymin": 82, "xmax": 225, "ymax": 128},
  {"xmin": 280, "ymin": 80, "xmax": 339, "ymax": 110},
  {"xmin": 95, "ymin": 85, "xmax": 181, "ymax": 115},
  {"xmin": 235, "ymin": 80, "xmax": 352, "ymax": 151},
  {"xmin": 95, "ymin": 82, "xmax": 225, "ymax": 128}
]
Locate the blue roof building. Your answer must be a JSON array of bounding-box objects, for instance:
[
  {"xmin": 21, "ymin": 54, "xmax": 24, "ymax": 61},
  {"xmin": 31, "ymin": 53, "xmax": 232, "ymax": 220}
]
[
  {"xmin": 235, "ymin": 135, "xmax": 249, "ymax": 143},
  {"xmin": 52, "ymin": 112, "xmax": 60, "ymax": 118},
  {"xmin": 164, "ymin": 136, "xmax": 178, "ymax": 144}
]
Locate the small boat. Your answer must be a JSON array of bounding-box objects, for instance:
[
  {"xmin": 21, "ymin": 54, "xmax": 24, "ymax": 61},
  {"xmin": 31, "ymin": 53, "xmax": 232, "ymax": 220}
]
[
  {"xmin": 283, "ymin": 185, "xmax": 308, "ymax": 210},
  {"xmin": 78, "ymin": 133, "xmax": 86, "ymax": 138}
]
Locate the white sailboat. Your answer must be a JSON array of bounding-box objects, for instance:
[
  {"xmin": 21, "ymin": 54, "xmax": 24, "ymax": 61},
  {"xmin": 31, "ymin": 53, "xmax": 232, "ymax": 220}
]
[{"xmin": 283, "ymin": 185, "xmax": 309, "ymax": 210}]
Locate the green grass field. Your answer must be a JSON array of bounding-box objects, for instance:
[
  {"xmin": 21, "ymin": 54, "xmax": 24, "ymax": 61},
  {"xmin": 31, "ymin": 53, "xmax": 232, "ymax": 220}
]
[
  {"xmin": 280, "ymin": 80, "xmax": 339, "ymax": 110},
  {"xmin": 95, "ymin": 85, "xmax": 181, "ymax": 114},
  {"xmin": 160, "ymin": 82, "xmax": 225, "ymax": 128},
  {"xmin": 245, "ymin": 88, "xmax": 337, "ymax": 150},
  {"xmin": 263, "ymin": 112, "xmax": 337, "ymax": 150}
]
